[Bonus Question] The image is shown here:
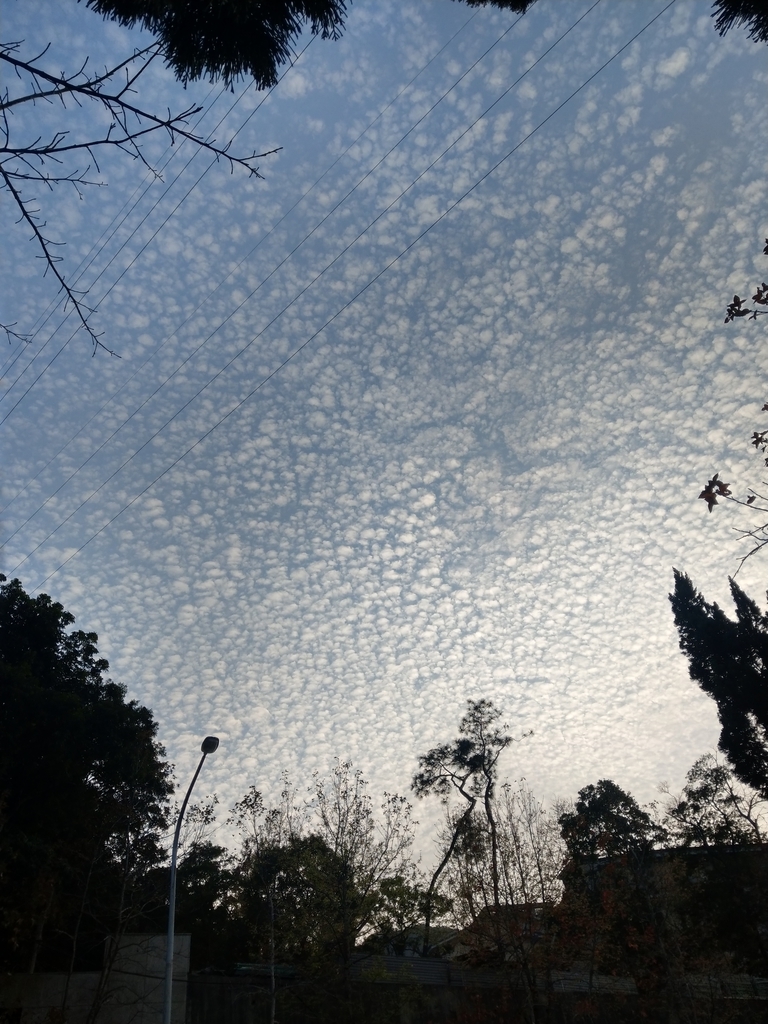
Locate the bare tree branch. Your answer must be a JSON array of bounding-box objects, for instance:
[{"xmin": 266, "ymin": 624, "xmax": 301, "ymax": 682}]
[
  {"xmin": 1, "ymin": 48, "xmax": 277, "ymax": 175},
  {"xmin": 1, "ymin": 321, "xmax": 31, "ymax": 344},
  {"xmin": 1, "ymin": 38, "xmax": 280, "ymax": 355},
  {"xmin": 0, "ymin": 43, "xmax": 162, "ymax": 113},
  {"xmin": 1, "ymin": 165, "xmax": 114, "ymax": 355}
]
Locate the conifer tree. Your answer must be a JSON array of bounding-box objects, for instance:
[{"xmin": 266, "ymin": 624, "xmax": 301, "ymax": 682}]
[{"xmin": 670, "ymin": 569, "xmax": 768, "ymax": 793}]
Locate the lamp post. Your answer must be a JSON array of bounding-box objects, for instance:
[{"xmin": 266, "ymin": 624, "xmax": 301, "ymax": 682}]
[{"xmin": 163, "ymin": 736, "xmax": 219, "ymax": 1024}]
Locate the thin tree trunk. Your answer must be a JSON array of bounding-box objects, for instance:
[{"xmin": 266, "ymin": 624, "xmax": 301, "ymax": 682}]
[
  {"xmin": 482, "ymin": 781, "xmax": 505, "ymax": 961},
  {"xmin": 422, "ymin": 802, "xmax": 475, "ymax": 955},
  {"xmin": 269, "ymin": 891, "xmax": 276, "ymax": 1024},
  {"xmin": 85, "ymin": 852, "xmax": 131, "ymax": 1024},
  {"xmin": 62, "ymin": 852, "xmax": 98, "ymax": 1010},
  {"xmin": 520, "ymin": 961, "xmax": 537, "ymax": 1024},
  {"xmin": 27, "ymin": 883, "xmax": 54, "ymax": 973},
  {"xmin": 484, "ymin": 783, "xmax": 501, "ymax": 913}
]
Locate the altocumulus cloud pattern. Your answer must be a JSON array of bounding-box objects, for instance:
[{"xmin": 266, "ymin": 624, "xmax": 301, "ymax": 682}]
[{"xmin": 2, "ymin": 0, "xmax": 767, "ymax": 849}]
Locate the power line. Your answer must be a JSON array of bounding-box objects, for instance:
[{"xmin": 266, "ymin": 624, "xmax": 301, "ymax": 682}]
[
  {"xmin": 0, "ymin": 65, "xmax": 276, "ymax": 407},
  {"xmin": 0, "ymin": 90, "xmax": 225, "ymax": 386},
  {"xmin": 0, "ymin": 7, "xmax": 468, "ymax": 387},
  {"xmin": 6, "ymin": 0, "xmax": 587, "ymax": 567},
  {"xmin": 0, "ymin": 118, "xmax": 263, "ymax": 424},
  {"xmin": 0, "ymin": 13, "xmax": 474, "ymax": 441},
  {"xmin": 3, "ymin": 1, "xmax": 541, "ymax": 545},
  {"xmin": 0, "ymin": 62, "xmax": 223, "ymax": 384},
  {"xmin": 21, "ymin": 0, "xmax": 676, "ymax": 591},
  {"xmin": 0, "ymin": 79, "xmax": 224, "ymax": 375},
  {"xmin": 6, "ymin": 0, "xmax": 585, "ymax": 565},
  {"xmin": 0, "ymin": 8, "xmax": 489, "ymax": 513},
  {"xmin": 0, "ymin": 14, "xmax": 476, "ymax": 515}
]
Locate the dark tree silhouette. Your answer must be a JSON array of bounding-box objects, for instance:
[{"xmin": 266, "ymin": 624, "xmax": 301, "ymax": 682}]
[
  {"xmin": 661, "ymin": 752, "xmax": 767, "ymax": 847},
  {"xmin": 711, "ymin": 0, "xmax": 768, "ymax": 44},
  {"xmin": 87, "ymin": 1, "xmax": 768, "ymax": 88},
  {"xmin": 670, "ymin": 569, "xmax": 768, "ymax": 794},
  {"xmin": 0, "ymin": 574, "xmax": 172, "ymax": 976},
  {"xmin": 412, "ymin": 698, "xmax": 517, "ymax": 954},
  {"xmin": 86, "ymin": 0, "xmax": 352, "ymax": 89},
  {"xmin": 558, "ymin": 779, "xmax": 664, "ymax": 861}
]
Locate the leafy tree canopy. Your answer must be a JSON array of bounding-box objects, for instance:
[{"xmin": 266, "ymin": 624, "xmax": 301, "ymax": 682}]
[
  {"xmin": 229, "ymin": 762, "xmax": 416, "ymax": 971},
  {"xmin": 662, "ymin": 752, "xmax": 766, "ymax": 847},
  {"xmin": 0, "ymin": 575, "xmax": 172, "ymax": 847},
  {"xmin": 0, "ymin": 575, "xmax": 172, "ymax": 970},
  {"xmin": 173, "ymin": 840, "xmax": 245, "ymax": 970},
  {"xmin": 670, "ymin": 569, "xmax": 768, "ymax": 794},
  {"xmin": 558, "ymin": 779, "xmax": 664, "ymax": 860}
]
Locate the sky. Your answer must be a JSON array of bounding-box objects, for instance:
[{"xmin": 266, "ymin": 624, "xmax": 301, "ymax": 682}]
[{"xmin": 2, "ymin": 0, "xmax": 768, "ymax": 855}]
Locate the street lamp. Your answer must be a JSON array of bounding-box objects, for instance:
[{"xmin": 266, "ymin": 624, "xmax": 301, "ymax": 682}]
[{"xmin": 163, "ymin": 736, "xmax": 219, "ymax": 1024}]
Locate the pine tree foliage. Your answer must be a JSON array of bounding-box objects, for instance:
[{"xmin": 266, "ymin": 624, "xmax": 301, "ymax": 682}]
[
  {"xmin": 670, "ymin": 569, "xmax": 768, "ymax": 793},
  {"xmin": 85, "ymin": 1, "xmax": 534, "ymax": 90},
  {"xmin": 86, "ymin": 0, "xmax": 768, "ymax": 91},
  {"xmin": 86, "ymin": 2, "xmax": 539, "ymax": 88},
  {"xmin": 86, "ymin": 0, "xmax": 351, "ymax": 88},
  {"xmin": 712, "ymin": 0, "xmax": 768, "ymax": 44}
]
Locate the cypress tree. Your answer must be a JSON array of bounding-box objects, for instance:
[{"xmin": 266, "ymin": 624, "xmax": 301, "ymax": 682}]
[{"xmin": 670, "ymin": 569, "xmax": 768, "ymax": 793}]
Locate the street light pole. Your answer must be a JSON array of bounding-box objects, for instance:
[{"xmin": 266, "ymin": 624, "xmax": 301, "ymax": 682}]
[{"xmin": 163, "ymin": 736, "xmax": 219, "ymax": 1024}]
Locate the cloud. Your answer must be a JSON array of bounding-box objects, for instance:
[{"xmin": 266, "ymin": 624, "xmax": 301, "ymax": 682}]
[
  {"xmin": 657, "ymin": 46, "xmax": 692, "ymax": 80},
  {"xmin": 2, "ymin": 0, "xmax": 767, "ymax": 858}
]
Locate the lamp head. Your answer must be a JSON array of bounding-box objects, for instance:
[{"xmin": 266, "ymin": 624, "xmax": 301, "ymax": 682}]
[{"xmin": 201, "ymin": 736, "xmax": 220, "ymax": 754}]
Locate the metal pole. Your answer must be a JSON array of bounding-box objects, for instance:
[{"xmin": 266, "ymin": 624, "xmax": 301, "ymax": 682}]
[{"xmin": 163, "ymin": 738, "xmax": 219, "ymax": 1024}]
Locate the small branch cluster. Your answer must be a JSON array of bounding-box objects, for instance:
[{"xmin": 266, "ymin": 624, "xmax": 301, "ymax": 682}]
[
  {"xmin": 698, "ymin": 472, "xmax": 731, "ymax": 513},
  {"xmin": 699, "ymin": 400, "xmax": 768, "ymax": 571},
  {"xmin": 698, "ymin": 472, "xmax": 768, "ymax": 571},
  {"xmin": 750, "ymin": 410, "xmax": 768, "ymax": 467},
  {"xmin": 698, "ymin": 457, "xmax": 768, "ymax": 572},
  {"xmin": 724, "ymin": 286, "xmax": 768, "ymax": 323},
  {"xmin": 1, "ymin": 39, "xmax": 277, "ymax": 355},
  {"xmin": 700, "ymin": 241, "xmax": 768, "ymax": 570},
  {"xmin": 723, "ymin": 240, "xmax": 768, "ymax": 323}
]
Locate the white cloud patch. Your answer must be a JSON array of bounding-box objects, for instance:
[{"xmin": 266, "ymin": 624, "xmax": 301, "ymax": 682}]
[{"xmin": 657, "ymin": 46, "xmax": 691, "ymax": 80}]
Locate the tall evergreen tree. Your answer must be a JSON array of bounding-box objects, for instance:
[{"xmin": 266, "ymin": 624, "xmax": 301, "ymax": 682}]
[{"xmin": 670, "ymin": 569, "xmax": 768, "ymax": 793}]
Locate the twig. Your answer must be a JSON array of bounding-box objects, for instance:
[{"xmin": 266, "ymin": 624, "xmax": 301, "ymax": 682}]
[
  {"xmin": 1, "ymin": 166, "xmax": 116, "ymax": 355},
  {"xmin": 1, "ymin": 40, "xmax": 280, "ymax": 355}
]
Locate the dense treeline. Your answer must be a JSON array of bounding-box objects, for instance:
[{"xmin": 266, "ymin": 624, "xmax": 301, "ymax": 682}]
[{"xmin": 2, "ymin": 574, "xmax": 768, "ymax": 1023}]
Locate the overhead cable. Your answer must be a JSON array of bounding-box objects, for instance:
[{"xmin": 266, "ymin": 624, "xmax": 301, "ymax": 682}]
[{"xmin": 22, "ymin": 0, "xmax": 676, "ymax": 591}]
